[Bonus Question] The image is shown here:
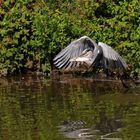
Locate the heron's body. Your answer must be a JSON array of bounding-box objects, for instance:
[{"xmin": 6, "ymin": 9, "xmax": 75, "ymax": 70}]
[{"xmin": 53, "ymin": 36, "xmax": 128, "ymax": 74}]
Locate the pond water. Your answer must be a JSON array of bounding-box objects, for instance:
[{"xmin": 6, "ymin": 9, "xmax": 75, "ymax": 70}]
[{"xmin": 0, "ymin": 75, "xmax": 140, "ymax": 140}]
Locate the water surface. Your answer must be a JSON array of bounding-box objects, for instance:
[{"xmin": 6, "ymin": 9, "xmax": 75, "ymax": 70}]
[{"xmin": 0, "ymin": 75, "xmax": 140, "ymax": 140}]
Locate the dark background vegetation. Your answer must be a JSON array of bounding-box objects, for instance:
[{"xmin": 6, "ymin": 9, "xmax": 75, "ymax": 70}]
[{"xmin": 0, "ymin": 0, "xmax": 140, "ymax": 77}]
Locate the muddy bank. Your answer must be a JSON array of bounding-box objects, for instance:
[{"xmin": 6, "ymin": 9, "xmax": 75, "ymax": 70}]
[
  {"xmin": 51, "ymin": 70, "xmax": 139, "ymax": 89},
  {"xmin": 0, "ymin": 70, "xmax": 139, "ymax": 91}
]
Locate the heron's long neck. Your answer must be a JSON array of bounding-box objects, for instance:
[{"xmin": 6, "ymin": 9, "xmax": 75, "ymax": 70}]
[{"xmin": 90, "ymin": 45, "xmax": 103, "ymax": 67}]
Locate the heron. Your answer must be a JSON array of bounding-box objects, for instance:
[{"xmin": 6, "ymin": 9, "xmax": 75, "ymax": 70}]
[{"xmin": 53, "ymin": 36, "xmax": 128, "ymax": 76}]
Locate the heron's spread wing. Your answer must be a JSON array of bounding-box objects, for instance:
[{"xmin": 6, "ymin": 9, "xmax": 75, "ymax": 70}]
[
  {"xmin": 98, "ymin": 42, "xmax": 128, "ymax": 70},
  {"xmin": 53, "ymin": 36, "xmax": 95, "ymax": 69}
]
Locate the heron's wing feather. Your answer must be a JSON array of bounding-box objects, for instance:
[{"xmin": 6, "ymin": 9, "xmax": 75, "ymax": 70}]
[
  {"xmin": 53, "ymin": 36, "xmax": 95, "ymax": 69},
  {"xmin": 98, "ymin": 42, "xmax": 128, "ymax": 70}
]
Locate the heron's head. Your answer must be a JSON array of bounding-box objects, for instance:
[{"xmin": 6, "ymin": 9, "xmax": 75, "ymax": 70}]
[
  {"xmin": 80, "ymin": 36, "xmax": 88, "ymax": 39},
  {"xmin": 98, "ymin": 42, "xmax": 104, "ymax": 47}
]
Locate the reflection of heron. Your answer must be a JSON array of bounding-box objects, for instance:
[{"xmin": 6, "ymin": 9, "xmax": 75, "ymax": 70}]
[
  {"xmin": 58, "ymin": 120, "xmax": 99, "ymax": 139},
  {"xmin": 58, "ymin": 119, "xmax": 123, "ymax": 140},
  {"xmin": 53, "ymin": 36, "xmax": 128, "ymax": 75}
]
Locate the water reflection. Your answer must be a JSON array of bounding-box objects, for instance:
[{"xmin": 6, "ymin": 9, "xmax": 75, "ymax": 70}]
[{"xmin": 0, "ymin": 75, "xmax": 140, "ymax": 140}]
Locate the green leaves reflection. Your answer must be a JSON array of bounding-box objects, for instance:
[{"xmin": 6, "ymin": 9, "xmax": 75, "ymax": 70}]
[{"xmin": 0, "ymin": 77, "xmax": 140, "ymax": 139}]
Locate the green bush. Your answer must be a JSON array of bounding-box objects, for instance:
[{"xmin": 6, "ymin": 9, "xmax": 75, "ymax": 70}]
[{"xmin": 0, "ymin": 0, "xmax": 140, "ymax": 77}]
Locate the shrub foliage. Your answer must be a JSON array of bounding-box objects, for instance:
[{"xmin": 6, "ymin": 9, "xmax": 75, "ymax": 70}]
[{"xmin": 0, "ymin": 0, "xmax": 140, "ymax": 77}]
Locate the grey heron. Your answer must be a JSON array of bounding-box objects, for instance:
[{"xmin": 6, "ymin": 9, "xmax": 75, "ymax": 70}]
[{"xmin": 53, "ymin": 36, "xmax": 128, "ymax": 74}]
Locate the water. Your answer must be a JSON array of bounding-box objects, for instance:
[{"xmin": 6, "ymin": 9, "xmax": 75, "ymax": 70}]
[{"xmin": 0, "ymin": 75, "xmax": 140, "ymax": 140}]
